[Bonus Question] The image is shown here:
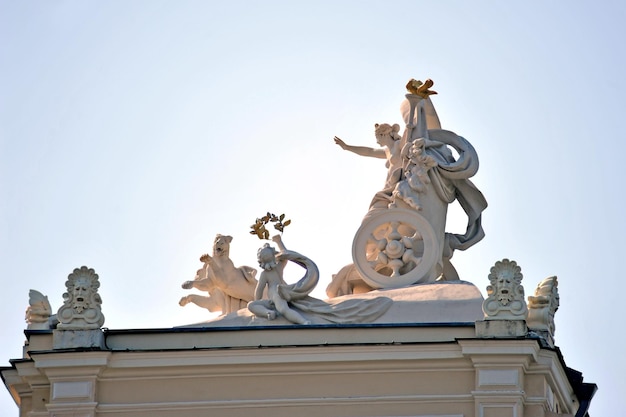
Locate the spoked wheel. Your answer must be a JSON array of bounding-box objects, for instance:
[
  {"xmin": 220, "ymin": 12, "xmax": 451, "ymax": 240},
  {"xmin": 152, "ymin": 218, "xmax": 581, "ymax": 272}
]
[{"xmin": 352, "ymin": 208, "xmax": 439, "ymax": 289}]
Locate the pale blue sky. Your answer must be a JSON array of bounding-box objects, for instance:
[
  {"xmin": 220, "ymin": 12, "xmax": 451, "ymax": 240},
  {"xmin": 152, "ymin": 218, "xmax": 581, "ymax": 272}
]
[{"xmin": 2, "ymin": 1, "xmax": 624, "ymax": 415}]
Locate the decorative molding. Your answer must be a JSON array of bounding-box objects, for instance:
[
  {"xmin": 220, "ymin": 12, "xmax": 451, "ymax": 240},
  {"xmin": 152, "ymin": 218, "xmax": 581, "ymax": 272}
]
[
  {"xmin": 51, "ymin": 381, "xmax": 92, "ymax": 400},
  {"xmin": 46, "ymin": 402, "xmax": 97, "ymax": 417},
  {"xmin": 478, "ymin": 369, "xmax": 519, "ymax": 387},
  {"xmin": 478, "ymin": 403, "xmax": 520, "ymax": 417}
]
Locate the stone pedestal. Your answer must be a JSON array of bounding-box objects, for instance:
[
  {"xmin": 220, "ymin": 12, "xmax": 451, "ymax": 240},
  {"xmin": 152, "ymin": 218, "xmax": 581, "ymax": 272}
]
[
  {"xmin": 53, "ymin": 329, "xmax": 105, "ymax": 350},
  {"xmin": 475, "ymin": 320, "xmax": 527, "ymax": 338}
]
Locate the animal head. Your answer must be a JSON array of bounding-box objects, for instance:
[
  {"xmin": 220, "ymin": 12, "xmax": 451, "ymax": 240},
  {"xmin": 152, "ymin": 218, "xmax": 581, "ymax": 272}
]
[{"xmin": 213, "ymin": 234, "xmax": 233, "ymax": 257}]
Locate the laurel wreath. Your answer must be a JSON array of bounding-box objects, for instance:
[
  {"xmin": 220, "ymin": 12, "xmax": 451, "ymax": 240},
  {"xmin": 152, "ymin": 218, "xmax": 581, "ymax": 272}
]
[{"xmin": 250, "ymin": 212, "xmax": 291, "ymax": 240}]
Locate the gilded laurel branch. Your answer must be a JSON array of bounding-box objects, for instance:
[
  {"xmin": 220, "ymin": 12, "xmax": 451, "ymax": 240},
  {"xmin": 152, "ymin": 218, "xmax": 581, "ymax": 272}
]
[
  {"xmin": 405, "ymin": 78, "xmax": 437, "ymax": 98},
  {"xmin": 250, "ymin": 212, "xmax": 291, "ymax": 240}
]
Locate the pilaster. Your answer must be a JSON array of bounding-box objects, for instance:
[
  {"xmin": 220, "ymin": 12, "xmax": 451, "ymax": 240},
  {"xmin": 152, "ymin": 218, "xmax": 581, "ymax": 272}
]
[
  {"xmin": 460, "ymin": 339, "xmax": 538, "ymax": 417},
  {"xmin": 32, "ymin": 351, "xmax": 111, "ymax": 417},
  {"xmin": 9, "ymin": 360, "xmax": 50, "ymax": 416}
]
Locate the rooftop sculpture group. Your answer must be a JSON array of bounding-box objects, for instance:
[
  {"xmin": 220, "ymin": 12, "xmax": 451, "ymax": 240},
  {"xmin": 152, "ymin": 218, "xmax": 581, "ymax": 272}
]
[
  {"xmin": 4, "ymin": 75, "xmax": 593, "ymax": 417},
  {"xmin": 177, "ymin": 78, "xmax": 489, "ymax": 325},
  {"xmin": 18, "ymin": 79, "xmax": 560, "ymax": 342},
  {"xmin": 330, "ymin": 79, "xmax": 487, "ymax": 293}
]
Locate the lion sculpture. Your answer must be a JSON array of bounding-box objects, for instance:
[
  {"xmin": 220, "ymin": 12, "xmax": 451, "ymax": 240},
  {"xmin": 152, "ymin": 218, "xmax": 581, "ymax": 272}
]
[{"xmin": 179, "ymin": 234, "xmax": 258, "ymax": 314}]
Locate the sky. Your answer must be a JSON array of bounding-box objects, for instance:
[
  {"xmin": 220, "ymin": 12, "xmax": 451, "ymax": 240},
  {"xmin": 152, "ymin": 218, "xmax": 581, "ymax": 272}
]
[{"xmin": 1, "ymin": 1, "xmax": 624, "ymax": 415}]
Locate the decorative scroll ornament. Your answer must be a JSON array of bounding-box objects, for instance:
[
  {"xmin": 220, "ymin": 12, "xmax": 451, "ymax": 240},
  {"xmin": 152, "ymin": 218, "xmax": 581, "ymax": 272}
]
[
  {"xmin": 527, "ymin": 276, "xmax": 560, "ymax": 336},
  {"xmin": 56, "ymin": 266, "xmax": 105, "ymax": 329},
  {"xmin": 25, "ymin": 290, "xmax": 53, "ymax": 330},
  {"xmin": 483, "ymin": 259, "xmax": 528, "ymax": 320}
]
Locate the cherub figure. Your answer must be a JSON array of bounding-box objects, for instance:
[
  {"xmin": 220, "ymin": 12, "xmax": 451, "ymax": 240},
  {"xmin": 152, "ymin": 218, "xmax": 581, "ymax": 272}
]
[
  {"xmin": 247, "ymin": 236, "xmax": 312, "ymax": 325},
  {"xmin": 248, "ymin": 234, "xmax": 393, "ymax": 324},
  {"xmin": 392, "ymin": 138, "xmax": 439, "ymax": 210}
]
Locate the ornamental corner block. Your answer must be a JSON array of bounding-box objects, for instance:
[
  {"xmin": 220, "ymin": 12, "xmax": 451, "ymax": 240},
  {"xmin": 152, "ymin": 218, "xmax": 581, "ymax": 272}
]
[
  {"xmin": 53, "ymin": 266, "xmax": 106, "ymax": 349},
  {"xmin": 476, "ymin": 259, "xmax": 529, "ymax": 338}
]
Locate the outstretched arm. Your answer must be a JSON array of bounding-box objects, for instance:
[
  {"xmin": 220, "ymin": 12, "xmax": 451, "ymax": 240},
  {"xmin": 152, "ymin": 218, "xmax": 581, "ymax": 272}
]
[
  {"xmin": 271, "ymin": 235, "xmax": 289, "ymax": 274},
  {"xmin": 334, "ymin": 136, "xmax": 385, "ymax": 159},
  {"xmin": 271, "ymin": 234, "xmax": 287, "ymax": 252}
]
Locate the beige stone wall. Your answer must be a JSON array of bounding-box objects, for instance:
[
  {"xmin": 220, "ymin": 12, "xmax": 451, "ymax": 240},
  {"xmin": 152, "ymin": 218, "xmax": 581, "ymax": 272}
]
[
  {"xmin": 3, "ymin": 328, "xmax": 579, "ymax": 417},
  {"xmin": 97, "ymin": 346, "xmax": 475, "ymax": 417}
]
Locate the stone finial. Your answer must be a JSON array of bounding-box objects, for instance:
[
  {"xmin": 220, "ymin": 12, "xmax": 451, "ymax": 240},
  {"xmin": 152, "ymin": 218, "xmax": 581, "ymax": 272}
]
[
  {"xmin": 26, "ymin": 290, "xmax": 53, "ymax": 330},
  {"xmin": 527, "ymin": 276, "xmax": 559, "ymax": 346},
  {"xmin": 483, "ymin": 259, "xmax": 528, "ymax": 320},
  {"xmin": 56, "ymin": 266, "xmax": 105, "ymax": 330}
]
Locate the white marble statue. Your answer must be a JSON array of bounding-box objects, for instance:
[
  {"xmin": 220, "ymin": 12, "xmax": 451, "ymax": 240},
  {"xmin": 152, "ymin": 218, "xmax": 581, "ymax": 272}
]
[
  {"xmin": 25, "ymin": 290, "xmax": 56, "ymax": 330},
  {"xmin": 326, "ymin": 263, "xmax": 373, "ymax": 298},
  {"xmin": 56, "ymin": 266, "xmax": 105, "ymax": 330},
  {"xmin": 334, "ymin": 122, "xmax": 403, "ymax": 206},
  {"xmin": 332, "ymin": 79, "xmax": 487, "ymax": 290},
  {"xmin": 482, "ymin": 259, "xmax": 528, "ymax": 320},
  {"xmin": 179, "ymin": 256, "xmax": 232, "ymax": 313},
  {"xmin": 248, "ymin": 235, "xmax": 314, "ymax": 324},
  {"xmin": 248, "ymin": 235, "xmax": 392, "ymax": 325},
  {"xmin": 527, "ymin": 276, "xmax": 559, "ymax": 336},
  {"xmin": 180, "ymin": 234, "xmax": 258, "ymax": 314}
]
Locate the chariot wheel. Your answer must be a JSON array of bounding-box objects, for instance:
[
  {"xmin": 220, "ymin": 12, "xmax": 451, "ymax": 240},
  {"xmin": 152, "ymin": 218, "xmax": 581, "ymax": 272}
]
[{"xmin": 352, "ymin": 208, "xmax": 439, "ymax": 289}]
